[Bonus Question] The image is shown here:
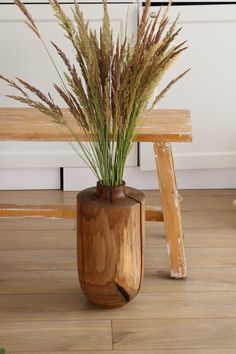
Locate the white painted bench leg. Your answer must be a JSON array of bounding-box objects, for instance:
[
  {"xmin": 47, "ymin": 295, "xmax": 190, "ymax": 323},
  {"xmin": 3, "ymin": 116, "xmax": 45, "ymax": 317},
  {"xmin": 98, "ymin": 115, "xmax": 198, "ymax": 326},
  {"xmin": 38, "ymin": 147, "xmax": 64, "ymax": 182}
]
[{"xmin": 153, "ymin": 142, "xmax": 187, "ymax": 278}]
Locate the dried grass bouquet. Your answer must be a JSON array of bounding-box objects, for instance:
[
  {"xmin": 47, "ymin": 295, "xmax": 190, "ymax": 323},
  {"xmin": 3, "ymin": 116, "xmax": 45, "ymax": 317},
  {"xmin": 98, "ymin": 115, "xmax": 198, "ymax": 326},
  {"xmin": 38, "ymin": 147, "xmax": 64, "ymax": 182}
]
[{"xmin": 1, "ymin": 0, "xmax": 188, "ymax": 186}]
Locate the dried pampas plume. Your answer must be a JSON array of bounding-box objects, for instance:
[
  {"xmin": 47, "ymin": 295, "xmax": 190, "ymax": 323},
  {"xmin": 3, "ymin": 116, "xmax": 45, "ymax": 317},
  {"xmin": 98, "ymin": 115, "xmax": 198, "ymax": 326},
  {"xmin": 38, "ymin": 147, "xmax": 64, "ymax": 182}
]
[{"xmin": 15, "ymin": 0, "xmax": 41, "ymax": 38}]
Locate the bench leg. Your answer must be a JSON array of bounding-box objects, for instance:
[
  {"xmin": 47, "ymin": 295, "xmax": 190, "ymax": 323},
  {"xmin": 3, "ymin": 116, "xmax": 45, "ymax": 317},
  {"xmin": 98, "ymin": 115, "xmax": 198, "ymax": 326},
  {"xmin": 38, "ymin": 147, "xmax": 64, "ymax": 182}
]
[{"xmin": 153, "ymin": 142, "xmax": 187, "ymax": 278}]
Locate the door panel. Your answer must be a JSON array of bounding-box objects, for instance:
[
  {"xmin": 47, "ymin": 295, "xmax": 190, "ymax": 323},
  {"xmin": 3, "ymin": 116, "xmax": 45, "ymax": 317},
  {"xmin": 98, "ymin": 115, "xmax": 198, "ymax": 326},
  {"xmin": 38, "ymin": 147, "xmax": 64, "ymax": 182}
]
[{"xmin": 140, "ymin": 4, "xmax": 236, "ymax": 171}]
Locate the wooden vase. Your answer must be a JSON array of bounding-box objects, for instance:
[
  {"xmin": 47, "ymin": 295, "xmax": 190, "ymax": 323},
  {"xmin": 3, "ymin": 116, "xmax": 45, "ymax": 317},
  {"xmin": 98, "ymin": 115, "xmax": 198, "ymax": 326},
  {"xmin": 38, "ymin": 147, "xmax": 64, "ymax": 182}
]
[{"xmin": 77, "ymin": 181, "xmax": 145, "ymax": 308}]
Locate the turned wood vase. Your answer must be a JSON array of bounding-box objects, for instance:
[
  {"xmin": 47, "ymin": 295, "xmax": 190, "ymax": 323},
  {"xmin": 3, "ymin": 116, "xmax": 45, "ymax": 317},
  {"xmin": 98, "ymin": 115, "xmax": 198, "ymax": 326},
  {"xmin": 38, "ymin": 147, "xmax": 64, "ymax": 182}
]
[{"xmin": 77, "ymin": 181, "xmax": 145, "ymax": 308}]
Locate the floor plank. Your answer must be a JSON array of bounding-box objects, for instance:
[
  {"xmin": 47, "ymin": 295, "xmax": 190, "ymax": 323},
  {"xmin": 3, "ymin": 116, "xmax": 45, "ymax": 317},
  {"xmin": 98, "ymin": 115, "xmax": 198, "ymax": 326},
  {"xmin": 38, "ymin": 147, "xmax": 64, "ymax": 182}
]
[
  {"xmin": 0, "ymin": 270, "xmax": 81, "ymax": 295},
  {"xmin": 142, "ymin": 268, "xmax": 236, "ymax": 293},
  {"xmin": 2, "ymin": 267, "xmax": 236, "ymax": 295},
  {"xmin": 181, "ymin": 211, "xmax": 236, "ymax": 228},
  {"xmin": 112, "ymin": 318, "xmax": 236, "ymax": 349},
  {"xmin": 146, "ymin": 227, "xmax": 236, "ymax": 248},
  {"xmin": 0, "ymin": 230, "xmax": 76, "ymax": 250},
  {"xmin": 145, "ymin": 247, "xmax": 236, "ymax": 269},
  {"xmin": 0, "ymin": 218, "xmax": 75, "ymax": 231},
  {"xmin": 0, "ymin": 190, "xmax": 77, "ymax": 205},
  {"xmin": 146, "ymin": 210, "xmax": 236, "ymax": 229},
  {"xmin": 0, "ymin": 320, "xmax": 112, "ymax": 352},
  {"xmin": 1, "ymin": 247, "xmax": 236, "ymax": 270},
  {"xmin": 1, "ymin": 227, "xmax": 236, "ymax": 250},
  {"xmin": 0, "ymin": 249, "xmax": 77, "ymax": 270},
  {"xmin": 0, "ymin": 226, "xmax": 235, "ymax": 252},
  {"xmin": 1, "ymin": 292, "xmax": 236, "ymax": 321},
  {"xmin": 146, "ymin": 189, "xmax": 235, "ymax": 211}
]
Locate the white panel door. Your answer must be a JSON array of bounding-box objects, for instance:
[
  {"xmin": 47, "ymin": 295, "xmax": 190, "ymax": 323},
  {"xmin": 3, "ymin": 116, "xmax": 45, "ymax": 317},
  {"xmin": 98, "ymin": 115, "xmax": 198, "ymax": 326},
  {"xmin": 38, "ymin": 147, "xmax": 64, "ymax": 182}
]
[
  {"xmin": 139, "ymin": 4, "xmax": 236, "ymax": 171},
  {"xmin": 0, "ymin": 2, "xmax": 138, "ymax": 188}
]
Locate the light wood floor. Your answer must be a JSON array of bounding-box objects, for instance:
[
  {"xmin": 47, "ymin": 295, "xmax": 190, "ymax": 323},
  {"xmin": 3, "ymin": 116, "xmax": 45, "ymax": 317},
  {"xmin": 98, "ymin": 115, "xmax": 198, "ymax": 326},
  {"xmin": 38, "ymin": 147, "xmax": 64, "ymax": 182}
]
[{"xmin": 0, "ymin": 189, "xmax": 236, "ymax": 353}]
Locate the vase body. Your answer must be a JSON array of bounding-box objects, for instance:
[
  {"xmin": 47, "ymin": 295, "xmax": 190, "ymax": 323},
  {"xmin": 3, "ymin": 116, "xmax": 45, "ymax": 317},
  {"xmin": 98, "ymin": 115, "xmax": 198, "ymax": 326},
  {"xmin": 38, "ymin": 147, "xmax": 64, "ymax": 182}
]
[{"xmin": 77, "ymin": 182, "xmax": 145, "ymax": 308}]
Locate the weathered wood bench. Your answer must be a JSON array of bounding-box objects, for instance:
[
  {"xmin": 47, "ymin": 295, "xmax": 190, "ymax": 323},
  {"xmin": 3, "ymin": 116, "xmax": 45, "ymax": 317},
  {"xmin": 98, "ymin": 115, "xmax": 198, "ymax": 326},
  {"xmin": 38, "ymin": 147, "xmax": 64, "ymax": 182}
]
[{"xmin": 0, "ymin": 108, "xmax": 192, "ymax": 278}]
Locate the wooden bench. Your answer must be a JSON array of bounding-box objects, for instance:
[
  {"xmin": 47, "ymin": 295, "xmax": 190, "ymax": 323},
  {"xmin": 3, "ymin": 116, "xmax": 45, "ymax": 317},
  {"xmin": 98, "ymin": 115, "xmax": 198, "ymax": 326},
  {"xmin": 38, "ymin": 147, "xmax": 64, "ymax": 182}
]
[{"xmin": 0, "ymin": 107, "xmax": 192, "ymax": 278}]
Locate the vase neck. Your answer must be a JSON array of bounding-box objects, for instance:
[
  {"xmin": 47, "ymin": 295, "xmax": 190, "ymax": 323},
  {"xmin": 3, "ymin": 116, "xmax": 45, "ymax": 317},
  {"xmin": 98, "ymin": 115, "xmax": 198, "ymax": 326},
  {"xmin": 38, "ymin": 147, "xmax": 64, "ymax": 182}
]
[{"xmin": 96, "ymin": 181, "xmax": 126, "ymax": 202}]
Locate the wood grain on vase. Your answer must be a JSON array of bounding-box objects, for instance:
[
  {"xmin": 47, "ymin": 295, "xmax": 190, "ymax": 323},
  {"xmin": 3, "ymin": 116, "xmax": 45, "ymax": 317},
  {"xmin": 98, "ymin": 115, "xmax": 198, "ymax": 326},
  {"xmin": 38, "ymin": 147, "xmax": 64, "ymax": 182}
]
[{"xmin": 77, "ymin": 182, "xmax": 145, "ymax": 307}]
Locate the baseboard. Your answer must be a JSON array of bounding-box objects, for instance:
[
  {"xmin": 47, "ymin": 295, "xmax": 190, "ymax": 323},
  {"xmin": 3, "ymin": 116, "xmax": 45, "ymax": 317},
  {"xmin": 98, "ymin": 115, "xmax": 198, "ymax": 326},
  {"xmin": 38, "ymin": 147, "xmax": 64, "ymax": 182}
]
[
  {"xmin": 0, "ymin": 168, "xmax": 60, "ymax": 190},
  {"xmin": 174, "ymin": 151, "xmax": 236, "ymax": 170},
  {"xmin": 140, "ymin": 145, "xmax": 236, "ymax": 171},
  {"xmin": 63, "ymin": 167, "xmax": 236, "ymax": 191}
]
